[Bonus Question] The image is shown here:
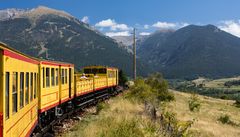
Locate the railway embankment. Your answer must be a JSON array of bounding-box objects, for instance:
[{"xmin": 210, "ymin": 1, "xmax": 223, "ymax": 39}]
[{"xmin": 60, "ymin": 74, "xmax": 240, "ymax": 137}]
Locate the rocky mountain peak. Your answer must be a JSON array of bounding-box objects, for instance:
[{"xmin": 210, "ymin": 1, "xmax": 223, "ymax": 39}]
[{"xmin": 20, "ymin": 6, "xmax": 74, "ymax": 21}]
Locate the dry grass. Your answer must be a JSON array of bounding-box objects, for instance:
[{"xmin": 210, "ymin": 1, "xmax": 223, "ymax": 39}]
[
  {"xmin": 61, "ymin": 95, "xmax": 162, "ymax": 137},
  {"xmin": 167, "ymin": 90, "xmax": 240, "ymax": 137},
  {"xmin": 61, "ymin": 90, "xmax": 240, "ymax": 137}
]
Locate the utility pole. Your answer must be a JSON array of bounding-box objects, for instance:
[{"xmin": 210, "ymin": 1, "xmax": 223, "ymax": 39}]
[{"xmin": 133, "ymin": 28, "xmax": 137, "ymax": 80}]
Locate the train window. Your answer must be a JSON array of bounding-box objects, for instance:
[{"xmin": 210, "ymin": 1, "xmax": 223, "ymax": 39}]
[
  {"xmin": 25, "ymin": 73, "xmax": 29, "ymax": 105},
  {"xmin": 84, "ymin": 69, "xmax": 91, "ymax": 74},
  {"xmin": 56, "ymin": 69, "xmax": 59, "ymax": 85},
  {"xmin": 72, "ymin": 69, "xmax": 74, "ymax": 83},
  {"xmin": 61, "ymin": 69, "xmax": 64, "ymax": 84},
  {"xmin": 34, "ymin": 73, "xmax": 37, "ymax": 99},
  {"xmin": 51, "ymin": 68, "xmax": 55, "ymax": 86},
  {"xmin": 12, "ymin": 72, "xmax": 18, "ymax": 114},
  {"xmin": 99, "ymin": 68, "xmax": 106, "ymax": 74},
  {"xmin": 43, "ymin": 68, "xmax": 45, "ymax": 88},
  {"xmin": 20, "ymin": 72, "xmax": 24, "ymax": 108},
  {"xmin": 46, "ymin": 68, "xmax": 50, "ymax": 87},
  {"xmin": 65, "ymin": 69, "xmax": 67, "ymax": 84},
  {"xmin": 5, "ymin": 72, "xmax": 10, "ymax": 119},
  {"xmin": 30, "ymin": 73, "xmax": 33, "ymax": 101}
]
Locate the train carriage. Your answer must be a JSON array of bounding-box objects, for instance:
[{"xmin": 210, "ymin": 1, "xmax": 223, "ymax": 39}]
[
  {"xmin": 59, "ymin": 64, "xmax": 74, "ymax": 104},
  {"xmin": 39, "ymin": 61, "xmax": 74, "ymax": 113},
  {"xmin": 74, "ymin": 74, "xmax": 94, "ymax": 97},
  {"xmin": 0, "ymin": 42, "xmax": 39, "ymax": 137},
  {"xmin": 0, "ymin": 42, "xmax": 119, "ymax": 137},
  {"xmin": 83, "ymin": 66, "xmax": 118, "ymax": 91}
]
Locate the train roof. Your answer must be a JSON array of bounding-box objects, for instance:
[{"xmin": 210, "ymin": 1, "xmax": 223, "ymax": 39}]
[
  {"xmin": 40, "ymin": 59, "xmax": 74, "ymax": 67},
  {"xmin": 83, "ymin": 65, "xmax": 118, "ymax": 70},
  {"xmin": 0, "ymin": 42, "xmax": 74, "ymax": 66}
]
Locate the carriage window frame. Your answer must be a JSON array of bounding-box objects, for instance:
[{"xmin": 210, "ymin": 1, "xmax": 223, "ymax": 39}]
[
  {"xmin": 30, "ymin": 73, "xmax": 33, "ymax": 101},
  {"xmin": 5, "ymin": 72, "xmax": 10, "ymax": 119},
  {"xmin": 61, "ymin": 69, "xmax": 64, "ymax": 84},
  {"xmin": 65, "ymin": 69, "xmax": 67, "ymax": 84},
  {"xmin": 42, "ymin": 67, "xmax": 45, "ymax": 88},
  {"xmin": 46, "ymin": 68, "xmax": 50, "ymax": 87},
  {"xmin": 12, "ymin": 72, "xmax": 18, "ymax": 114},
  {"xmin": 25, "ymin": 72, "xmax": 29, "ymax": 105},
  {"xmin": 20, "ymin": 72, "xmax": 24, "ymax": 108},
  {"xmin": 34, "ymin": 73, "xmax": 37, "ymax": 99},
  {"xmin": 51, "ymin": 68, "xmax": 55, "ymax": 86},
  {"xmin": 56, "ymin": 69, "xmax": 59, "ymax": 85}
]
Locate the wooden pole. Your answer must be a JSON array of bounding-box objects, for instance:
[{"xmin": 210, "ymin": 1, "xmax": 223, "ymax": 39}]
[{"xmin": 133, "ymin": 28, "xmax": 137, "ymax": 80}]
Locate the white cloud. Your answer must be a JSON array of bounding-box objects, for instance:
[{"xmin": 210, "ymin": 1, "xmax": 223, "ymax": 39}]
[
  {"xmin": 111, "ymin": 24, "xmax": 129, "ymax": 31},
  {"xmin": 139, "ymin": 32, "xmax": 151, "ymax": 36},
  {"xmin": 180, "ymin": 23, "xmax": 189, "ymax": 28},
  {"xmin": 152, "ymin": 21, "xmax": 176, "ymax": 29},
  {"xmin": 105, "ymin": 31, "xmax": 130, "ymax": 37},
  {"xmin": 95, "ymin": 19, "xmax": 130, "ymax": 31},
  {"xmin": 81, "ymin": 16, "xmax": 89, "ymax": 23},
  {"xmin": 152, "ymin": 21, "xmax": 189, "ymax": 29},
  {"xmin": 144, "ymin": 24, "xmax": 149, "ymax": 29},
  {"xmin": 219, "ymin": 20, "xmax": 240, "ymax": 37},
  {"xmin": 95, "ymin": 19, "xmax": 115, "ymax": 27}
]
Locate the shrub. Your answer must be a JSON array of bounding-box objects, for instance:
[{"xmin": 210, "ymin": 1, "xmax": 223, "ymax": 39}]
[
  {"xmin": 218, "ymin": 114, "xmax": 231, "ymax": 124},
  {"xmin": 126, "ymin": 78, "xmax": 151, "ymax": 103},
  {"xmin": 234, "ymin": 99, "xmax": 240, "ymax": 108},
  {"xmin": 145, "ymin": 73, "xmax": 175, "ymax": 103},
  {"xmin": 161, "ymin": 111, "xmax": 194, "ymax": 136},
  {"xmin": 188, "ymin": 93, "xmax": 201, "ymax": 112},
  {"xmin": 118, "ymin": 69, "xmax": 128, "ymax": 86},
  {"xmin": 220, "ymin": 94, "xmax": 228, "ymax": 100}
]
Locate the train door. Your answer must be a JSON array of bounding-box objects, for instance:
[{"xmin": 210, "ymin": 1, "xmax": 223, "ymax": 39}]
[{"xmin": 69, "ymin": 68, "xmax": 72, "ymax": 98}]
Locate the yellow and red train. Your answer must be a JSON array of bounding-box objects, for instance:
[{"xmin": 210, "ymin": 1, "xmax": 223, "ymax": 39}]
[{"xmin": 0, "ymin": 42, "xmax": 119, "ymax": 137}]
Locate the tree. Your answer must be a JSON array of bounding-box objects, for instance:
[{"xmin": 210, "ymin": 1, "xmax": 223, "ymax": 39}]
[{"xmin": 118, "ymin": 69, "xmax": 128, "ymax": 86}]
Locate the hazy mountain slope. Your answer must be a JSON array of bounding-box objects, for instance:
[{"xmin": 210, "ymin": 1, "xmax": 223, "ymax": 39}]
[
  {"xmin": 0, "ymin": 6, "xmax": 149, "ymax": 76},
  {"xmin": 139, "ymin": 25, "xmax": 240, "ymax": 78}
]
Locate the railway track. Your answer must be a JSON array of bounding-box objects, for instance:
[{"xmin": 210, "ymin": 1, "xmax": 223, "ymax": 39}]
[{"xmin": 33, "ymin": 86, "xmax": 124, "ymax": 137}]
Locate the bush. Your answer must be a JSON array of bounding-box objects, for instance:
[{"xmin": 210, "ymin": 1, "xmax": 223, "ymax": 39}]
[
  {"xmin": 126, "ymin": 78, "xmax": 151, "ymax": 103},
  {"xmin": 145, "ymin": 73, "xmax": 175, "ymax": 103},
  {"xmin": 118, "ymin": 70, "xmax": 128, "ymax": 86},
  {"xmin": 188, "ymin": 93, "xmax": 201, "ymax": 112},
  {"xmin": 234, "ymin": 99, "xmax": 240, "ymax": 108},
  {"xmin": 220, "ymin": 94, "xmax": 228, "ymax": 99},
  {"xmin": 127, "ymin": 73, "xmax": 174, "ymax": 105},
  {"xmin": 218, "ymin": 114, "xmax": 231, "ymax": 124}
]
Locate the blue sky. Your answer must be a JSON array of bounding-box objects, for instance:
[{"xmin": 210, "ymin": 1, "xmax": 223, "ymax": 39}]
[{"xmin": 1, "ymin": 0, "xmax": 240, "ymax": 37}]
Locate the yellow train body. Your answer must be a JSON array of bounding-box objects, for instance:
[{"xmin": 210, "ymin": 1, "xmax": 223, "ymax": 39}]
[
  {"xmin": 0, "ymin": 42, "xmax": 119, "ymax": 137},
  {"xmin": 75, "ymin": 74, "xmax": 94, "ymax": 96},
  {"xmin": 0, "ymin": 43, "xmax": 38, "ymax": 137}
]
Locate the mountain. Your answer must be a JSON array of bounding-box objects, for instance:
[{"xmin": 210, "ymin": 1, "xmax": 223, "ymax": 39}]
[
  {"xmin": 112, "ymin": 35, "xmax": 148, "ymax": 52},
  {"xmin": 0, "ymin": 6, "xmax": 149, "ymax": 76},
  {"xmin": 138, "ymin": 25, "xmax": 240, "ymax": 79},
  {"xmin": 138, "ymin": 29, "xmax": 175, "ymax": 64},
  {"xmin": 0, "ymin": 8, "xmax": 26, "ymax": 21}
]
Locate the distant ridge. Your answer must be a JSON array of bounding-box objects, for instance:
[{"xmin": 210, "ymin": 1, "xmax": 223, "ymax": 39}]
[{"xmin": 139, "ymin": 24, "xmax": 240, "ymax": 78}]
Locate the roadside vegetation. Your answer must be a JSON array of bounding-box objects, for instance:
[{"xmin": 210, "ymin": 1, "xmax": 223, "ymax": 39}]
[{"xmin": 61, "ymin": 74, "xmax": 240, "ymax": 137}]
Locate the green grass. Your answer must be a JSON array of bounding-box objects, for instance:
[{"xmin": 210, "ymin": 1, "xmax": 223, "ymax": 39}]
[
  {"xmin": 61, "ymin": 90, "xmax": 240, "ymax": 137},
  {"xmin": 166, "ymin": 90, "xmax": 240, "ymax": 137},
  {"xmin": 61, "ymin": 96, "xmax": 162, "ymax": 137}
]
